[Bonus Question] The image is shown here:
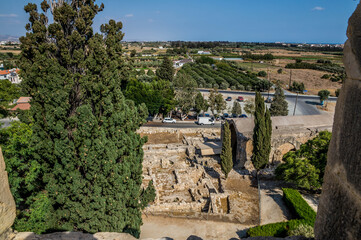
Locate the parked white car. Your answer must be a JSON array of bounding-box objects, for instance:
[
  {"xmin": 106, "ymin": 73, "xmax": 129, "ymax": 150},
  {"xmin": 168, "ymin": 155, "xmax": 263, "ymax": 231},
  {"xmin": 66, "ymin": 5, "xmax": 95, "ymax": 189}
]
[{"xmin": 162, "ymin": 117, "xmax": 176, "ymax": 123}]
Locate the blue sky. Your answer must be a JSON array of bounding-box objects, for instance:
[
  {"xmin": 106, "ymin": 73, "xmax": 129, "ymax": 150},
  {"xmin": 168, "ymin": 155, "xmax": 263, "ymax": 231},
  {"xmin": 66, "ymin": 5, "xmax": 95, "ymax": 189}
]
[{"xmin": 0, "ymin": 0, "xmax": 358, "ymax": 43}]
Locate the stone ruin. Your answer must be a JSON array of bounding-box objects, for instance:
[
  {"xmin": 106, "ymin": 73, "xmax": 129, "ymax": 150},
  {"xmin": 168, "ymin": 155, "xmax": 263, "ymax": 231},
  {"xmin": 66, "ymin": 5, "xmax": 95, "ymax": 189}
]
[
  {"xmin": 0, "ymin": 147, "xmax": 16, "ymax": 240},
  {"xmin": 139, "ymin": 127, "xmax": 259, "ymax": 225},
  {"xmin": 225, "ymin": 114, "xmax": 334, "ymax": 171}
]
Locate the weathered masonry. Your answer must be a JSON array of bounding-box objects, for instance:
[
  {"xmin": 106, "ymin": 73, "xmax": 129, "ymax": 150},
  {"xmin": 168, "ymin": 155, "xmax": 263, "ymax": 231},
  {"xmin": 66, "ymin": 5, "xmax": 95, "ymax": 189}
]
[{"xmin": 223, "ymin": 114, "xmax": 334, "ymax": 169}]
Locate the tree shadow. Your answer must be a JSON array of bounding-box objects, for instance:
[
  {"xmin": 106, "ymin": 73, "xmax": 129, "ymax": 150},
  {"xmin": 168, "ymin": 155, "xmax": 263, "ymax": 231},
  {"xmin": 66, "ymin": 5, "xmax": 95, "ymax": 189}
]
[
  {"xmin": 305, "ymin": 100, "xmax": 322, "ymax": 106},
  {"xmin": 187, "ymin": 235, "xmax": 203, "ymax": 240}
]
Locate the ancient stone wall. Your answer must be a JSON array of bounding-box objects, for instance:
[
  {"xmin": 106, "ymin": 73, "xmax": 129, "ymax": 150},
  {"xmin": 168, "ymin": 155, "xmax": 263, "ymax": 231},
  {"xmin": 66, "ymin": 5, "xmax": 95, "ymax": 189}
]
[
  {"xmin": 229, "ymin": 122, "xmax": 332, "ymax": 169},
  {"xmin": 0, "ymin": 147, "xmax": 16, "ymax": 240},
  {"xmin": 314, "ymin": 3, "xmax": 361, "ymax": 239}
]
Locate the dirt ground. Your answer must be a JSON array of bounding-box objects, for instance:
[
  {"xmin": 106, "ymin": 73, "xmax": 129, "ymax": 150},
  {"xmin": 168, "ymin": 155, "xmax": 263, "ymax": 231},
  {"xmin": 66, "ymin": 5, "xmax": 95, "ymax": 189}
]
[
  {"xmin": 140, "ymin": 132, "xmax": 183, "ymax": 145},
  {"xmin": 140, "ymin": 215, "xmax": 252, "ymax": 240}
]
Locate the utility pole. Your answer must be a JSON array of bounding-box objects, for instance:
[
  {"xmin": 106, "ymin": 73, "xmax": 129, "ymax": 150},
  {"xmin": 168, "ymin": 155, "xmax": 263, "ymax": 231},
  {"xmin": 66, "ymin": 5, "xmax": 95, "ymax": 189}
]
[
  {"xmin": 293, "ymin": 91, "xmax": 299, "ymax": 116},
  {"xmin": 267, "ymin": 68, "xmax": 271, "ymax": 99},
  {"xmin": 289, "ymin": 69, "xmax": 292, "ymax": 89}
]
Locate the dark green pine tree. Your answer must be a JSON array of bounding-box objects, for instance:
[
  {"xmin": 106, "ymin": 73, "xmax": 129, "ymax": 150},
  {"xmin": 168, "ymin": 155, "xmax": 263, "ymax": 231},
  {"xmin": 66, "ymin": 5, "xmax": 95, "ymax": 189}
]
[
  {"xmin": 221, "ymin": 121, "xmax": 233, "ymax": 178},
  {"xmin": 19, "ymin": 1, "xmax": 153, "ymax": 237},
  {"xmin": 252, "ymin": 92, "xmax": 269, "ymax": 170},
  {"xmin": 156, "ymin": 56, "xmax": 174, "ymax": 81},
  {"xmin": 264, "ymin": 108, "xmax": 272, "ymax": 163},
  {"xmin": 269, "ymin": 85, "xmax": 288, "ymax": 116}
]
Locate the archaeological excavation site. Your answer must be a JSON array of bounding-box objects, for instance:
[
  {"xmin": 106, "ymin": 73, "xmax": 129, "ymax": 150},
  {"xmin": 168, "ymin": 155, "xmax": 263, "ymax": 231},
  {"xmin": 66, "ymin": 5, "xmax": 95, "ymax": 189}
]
[{"xmin": 139, "ymin": 127, "xmax": 259, "ymax": 225}]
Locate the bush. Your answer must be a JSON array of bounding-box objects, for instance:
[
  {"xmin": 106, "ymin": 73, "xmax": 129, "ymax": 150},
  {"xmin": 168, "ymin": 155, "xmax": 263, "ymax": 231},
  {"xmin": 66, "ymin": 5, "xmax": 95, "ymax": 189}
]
[
  {"xmin": 282, "ymin": 188, "xmax": 316, "ymax": 225},
  {"xmin": 247, "ymin": 220, "xmax": 307, "ymax": 237},
  {"xmin": 288, "ymin": 223, "xmax": 315, "ymax": 238},
  {"xmin": 335, "ymin": 88, "xmax": 340, "ymax": 97},
  {"xmin": 247, "ymin": 188, "xmax": 315, "ymax": 237},
  {"xmin": 277, "ymin": 68, "xmax": 283, "ymax": 74},
  {"xmin": 321, "ymin": 74, "xmax": 330, "ymax": 79},
  {"xmin": 258, "ymin": 71, "xmax": 267, "ymax": 77}
]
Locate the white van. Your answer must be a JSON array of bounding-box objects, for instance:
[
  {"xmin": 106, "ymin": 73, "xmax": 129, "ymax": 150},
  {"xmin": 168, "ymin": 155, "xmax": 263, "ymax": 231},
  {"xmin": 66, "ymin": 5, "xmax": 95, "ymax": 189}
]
[{"xmin": 197, "ymin": 117, "xmax": 215, "ymax": 125}]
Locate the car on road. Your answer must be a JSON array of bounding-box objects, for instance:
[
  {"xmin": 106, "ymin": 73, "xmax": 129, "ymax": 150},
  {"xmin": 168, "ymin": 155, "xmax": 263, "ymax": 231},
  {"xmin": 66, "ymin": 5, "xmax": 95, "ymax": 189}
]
[
  {"xmin": 226, "ymin": 97, "xmax": 232, "ymax": 101},
  {"xmin": 197, "ymin": 117, "xmax": 215, "ymax": 125},
  {"xmin": 221, "ymin": 113, "xmax": 230, "ymax": 119},
  {"xmin": 231, "ymin": 113, "xmax": 238, "ymax": 118},
  {"xmin": 237, "ymin": 96, "xmax": 244, "ymax": 102},
  {"xmin": 239, "ymin": 114, "xmax": 248, "ymax": 118},
  {"xmin": 162, "ymin": 118, "xmax": 176, "ymax": 123},
  {"xmin": 265, "ymin": 97, "xmax": 272, "ymax": 103}
]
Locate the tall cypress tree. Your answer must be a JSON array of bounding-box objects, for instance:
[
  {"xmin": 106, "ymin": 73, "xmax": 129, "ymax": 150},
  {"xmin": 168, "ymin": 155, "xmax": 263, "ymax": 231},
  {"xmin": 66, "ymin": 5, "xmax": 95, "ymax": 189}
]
[
  {"xmin": 264, "ymin": 108, "xmax": 272, "ymax": 162},
  {"xmin": 156, "ymin": 56, "xmax": 174, "ymax": 81},
  {"xmin": 19, "ymin": 1, "xmax": 152, "ymax": 237},
  {"xmin": 221, "ymin": 121, "xmax": 233, "ymax": 178},
  {"xmin": 269, "ymin": 85, "xmax": 288, "ymax": 116},
  {"xmin": 252, "ymin": 92, "xmax": 271, "ymax": 170}
]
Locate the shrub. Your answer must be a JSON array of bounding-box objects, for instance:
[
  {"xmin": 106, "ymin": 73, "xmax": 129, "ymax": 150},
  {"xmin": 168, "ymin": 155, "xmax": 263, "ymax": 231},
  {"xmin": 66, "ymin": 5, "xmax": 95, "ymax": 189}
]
[
  {"xmin": 288, "ymin": 223, "xmax": 315, "ymax": 238},
  {"xmin": 258, "ymin": 70, "xmax": 267, "ymax": 77},
  {"xmin": 335, "ymin": 88, "xmax": 340, "ymax": 97},
  {"xmin": 247, "ymin": 188, "xmax": 316, "ymax": 237},
  {"xmin": 282, "ymin": 188, "xmax": 316, "ymax": 225},
  {"xmin": 277, "ymin": 68, "xmax": 283, "ymax": 74},
  {"xmin": 321, "ymin": 74, "xmax": 330, "ymax": 79}
]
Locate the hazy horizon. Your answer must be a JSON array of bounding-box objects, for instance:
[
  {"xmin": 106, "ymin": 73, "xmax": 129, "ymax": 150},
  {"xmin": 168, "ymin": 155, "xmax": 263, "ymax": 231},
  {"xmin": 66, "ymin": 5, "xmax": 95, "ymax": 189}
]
[{"xmin": 0, "ymin": 0, "xmax": 358, "ymax": 44}]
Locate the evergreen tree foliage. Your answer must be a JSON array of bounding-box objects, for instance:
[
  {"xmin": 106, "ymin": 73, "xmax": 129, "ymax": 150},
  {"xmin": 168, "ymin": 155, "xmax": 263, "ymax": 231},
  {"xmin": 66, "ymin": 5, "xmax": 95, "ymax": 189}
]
[
  {"xmin": 318, "ymin": 89, "xmax": 330, "ymax": 104},
  {"xmin": 19, "ymin": 1, "xmax": 153, "ymax": 236},
  {"xmin": 0, "ymin": 79, "xmax": 20, "ymax": 118},
  {"xmin": 147, "ymin": 69, "xmax": 155, "ymax": 76},
  {"xmin": 276, "ymin": 131, "xmax": 331, "ymax": 191},
  {"xmin": 208, "ymin": 89, "xmax": 226, "ymax": 115},
  {"xmin": 231, "ymin": 101, "xmax": 242, "ymax": 115},
  {"xmin": 270, "ymin": 85, "xmax": 288, "ymax": 116},
  {"xmin": 252, "ymin": 92, "xmax": 272, "ymax": 170},
  {"xmin": 264, "ymin": 108, "xmax": 272, "ymax": 162},
  {"xmin": 125, "ymin": 79, "xmax": 175, "ymax": 116},
  {"xmin": 194, "ymin": 92, "xmax": 208, "ymax": 114},
  {"xmin": 221, "ymin": 121, "xmax": 233, "ymax": 178},
  {"xmin": 243, "ymin": 100, "xmax": 255, "ymax": 117},
  {"xmin": 173, "ymin": 73, "xmax": 197, "ymax": 119},
  {"xmin": 156, "ymin": 56, "xmax": 174, "ymax": 81}
]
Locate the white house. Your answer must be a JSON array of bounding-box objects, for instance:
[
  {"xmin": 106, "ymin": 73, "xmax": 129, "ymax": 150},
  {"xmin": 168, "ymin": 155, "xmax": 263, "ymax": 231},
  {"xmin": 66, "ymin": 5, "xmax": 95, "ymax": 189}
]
[
  {"xmin": 173, "ymin": 59, "xmax": 193, "ymax": 68},
  {"xmin": 0, "ymin": 68, "xmax": 21, "ymax": 84}
]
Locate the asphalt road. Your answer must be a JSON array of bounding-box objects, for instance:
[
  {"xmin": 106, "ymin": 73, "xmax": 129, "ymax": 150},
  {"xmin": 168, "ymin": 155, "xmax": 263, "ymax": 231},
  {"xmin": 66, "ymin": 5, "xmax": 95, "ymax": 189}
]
[
  {"xmin": 199, "ymin": 89, "xmax": 338, "ymax": 101},
  {"xmin": 199, "ymin": 88, "xmax": 336, "ymax": 116},
  {"xmin": 143, "ymin": 121, "xmax": 222, "ymax": 128}
]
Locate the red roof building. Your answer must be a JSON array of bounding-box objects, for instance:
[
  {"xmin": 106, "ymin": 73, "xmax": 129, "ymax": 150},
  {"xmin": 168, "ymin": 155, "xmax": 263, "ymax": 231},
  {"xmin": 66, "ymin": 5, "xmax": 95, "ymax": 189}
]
[{"xmin": 10, "ymin": 97, "xmax": 31, "ymax": 111}]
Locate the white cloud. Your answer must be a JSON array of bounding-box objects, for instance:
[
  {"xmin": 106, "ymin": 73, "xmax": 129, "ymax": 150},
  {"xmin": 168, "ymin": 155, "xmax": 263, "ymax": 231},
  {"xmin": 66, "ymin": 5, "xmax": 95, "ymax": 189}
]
[
  {"xmin": 125, "ymin": 14, "xmax": 134, "ymax": 18},
  {"xmin": 312, "ymin": 6, "xmax": 325, "ymax": 11},
  {"xmin": 0, "ymin": 14, "xmax": 18, "ymax": 17}
]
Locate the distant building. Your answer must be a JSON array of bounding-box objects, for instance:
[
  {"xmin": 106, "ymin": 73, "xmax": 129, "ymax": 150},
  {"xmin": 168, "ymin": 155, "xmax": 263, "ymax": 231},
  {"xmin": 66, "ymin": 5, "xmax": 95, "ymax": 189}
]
[
  {"xmin": 211, "ymin": 56, "xmax": 224, "ymax": 61},
  {"xmin": 10, "ymin": 97, "xmax": 31, "ymax": 111},
  {"xmin": 197, "ymin": 51, "xmax": 211, "ymax": 55},
  {"xmin": 173, "ymin": 59, "xmax": 193, "ymax": 68},
  {"xmin": 0, "ymin": 68, "xmax": 21, "ymax": 84}
]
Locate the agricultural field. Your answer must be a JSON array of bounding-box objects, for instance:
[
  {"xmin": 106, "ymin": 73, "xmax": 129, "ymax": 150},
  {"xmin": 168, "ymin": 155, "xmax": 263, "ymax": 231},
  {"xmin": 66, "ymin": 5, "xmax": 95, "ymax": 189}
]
[{"xmin": 178, "ymin": 62, "xmax": 270, "ymax": 90}]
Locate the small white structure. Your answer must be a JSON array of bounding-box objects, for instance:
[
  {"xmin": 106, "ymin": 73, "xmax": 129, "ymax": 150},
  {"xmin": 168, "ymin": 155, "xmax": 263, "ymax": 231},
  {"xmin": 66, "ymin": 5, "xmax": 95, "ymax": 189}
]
[
  {"xmin": 197, "ymin": 51, "xmax": 211, "ymax": 55},
  {"xmin": 173, "ymin": 59, "xmax": 193, "ymax": 68}
]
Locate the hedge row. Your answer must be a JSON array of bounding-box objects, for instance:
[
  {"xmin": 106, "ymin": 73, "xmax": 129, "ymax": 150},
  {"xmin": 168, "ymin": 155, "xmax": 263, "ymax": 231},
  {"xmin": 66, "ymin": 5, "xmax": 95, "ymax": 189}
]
[
  {"xmin": 282, "ymin": 188, "xmax": 316, "ymax": 225},
  {"xmin": 247, "ymin": 188, "xmax": 316, "ymax": 237},
  {"xmin": 247, "ymin": 219, "xmax": 309, "ymax": 237}
]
